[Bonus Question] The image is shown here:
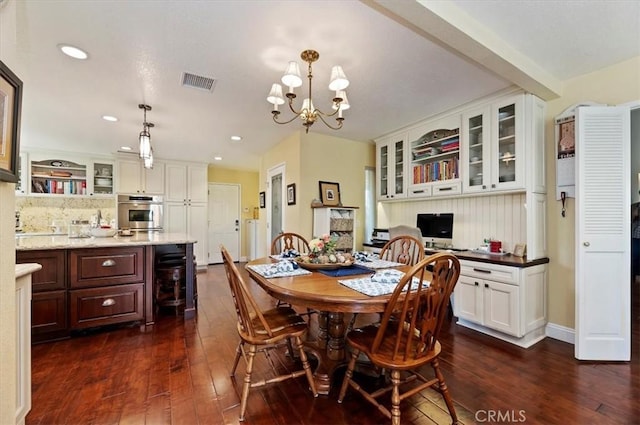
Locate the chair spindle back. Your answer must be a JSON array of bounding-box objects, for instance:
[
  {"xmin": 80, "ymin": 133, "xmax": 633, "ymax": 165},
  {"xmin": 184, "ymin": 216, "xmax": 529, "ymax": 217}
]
[{"xmin": 372, "ymin": 252, "xmax": 460, "ymax": 362}]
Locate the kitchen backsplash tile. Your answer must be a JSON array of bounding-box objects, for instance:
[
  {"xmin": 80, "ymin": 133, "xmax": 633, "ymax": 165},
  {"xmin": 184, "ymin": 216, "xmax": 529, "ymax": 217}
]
[{"xmin": 16, "ymin": 196, "xmax": 116, "ymax": 233}]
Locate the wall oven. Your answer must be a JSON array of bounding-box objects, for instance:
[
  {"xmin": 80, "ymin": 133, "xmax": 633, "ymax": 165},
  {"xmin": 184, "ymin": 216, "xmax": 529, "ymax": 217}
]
[{"xmin": 117, "ymin": 195, "xmax": 163, "ymax": 232}]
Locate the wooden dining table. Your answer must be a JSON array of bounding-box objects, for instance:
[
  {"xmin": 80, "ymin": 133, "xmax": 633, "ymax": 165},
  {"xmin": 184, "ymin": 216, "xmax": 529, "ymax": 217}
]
[{"xmin": 246, "ymin": 257, "xmax": 410, "ymax": 395}]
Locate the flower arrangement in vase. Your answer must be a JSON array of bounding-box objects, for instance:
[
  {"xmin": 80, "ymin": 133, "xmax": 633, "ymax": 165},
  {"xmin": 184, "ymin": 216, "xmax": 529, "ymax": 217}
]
[{"xmin": 297, "ymin": 234, "xmax": 353, "ymax": 265}]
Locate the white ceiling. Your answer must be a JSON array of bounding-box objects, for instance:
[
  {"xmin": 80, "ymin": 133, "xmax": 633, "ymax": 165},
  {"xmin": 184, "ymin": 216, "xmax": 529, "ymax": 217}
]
[{"xmin": 1, "ymin": 0, "xmax": 638, "ymax": 171}]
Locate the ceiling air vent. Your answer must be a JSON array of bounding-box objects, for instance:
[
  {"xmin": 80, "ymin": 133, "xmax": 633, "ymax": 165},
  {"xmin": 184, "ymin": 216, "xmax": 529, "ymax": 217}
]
[{"xmin": 181, "ymin": 72, "xmax": 216, "ymax": 92}]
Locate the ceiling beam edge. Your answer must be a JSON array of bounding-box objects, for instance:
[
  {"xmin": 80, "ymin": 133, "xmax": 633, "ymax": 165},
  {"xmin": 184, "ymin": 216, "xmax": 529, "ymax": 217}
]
[{"xmin": 363, "ymin": 0, "xmax": 562, "ymax": 101}]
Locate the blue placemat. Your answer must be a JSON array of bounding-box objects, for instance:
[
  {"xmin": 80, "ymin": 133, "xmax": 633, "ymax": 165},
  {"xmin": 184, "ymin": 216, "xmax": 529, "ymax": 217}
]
[{"xmin": 316, "ymin": 265, "xmax": 373, "ymax": 277}]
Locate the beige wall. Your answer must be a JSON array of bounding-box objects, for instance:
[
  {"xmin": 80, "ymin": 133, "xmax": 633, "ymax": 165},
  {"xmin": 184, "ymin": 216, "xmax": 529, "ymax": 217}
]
[
  {"xmin": 258, "ymin": 130, "xmax": 375, "ymax": 254},
  {"xmin": 301, "ymin": 132, "xmax": 376, "ymax": 249},
  {"xmin": 0, "ymin": 184, "xmax": 16, "ymax": 424},
  {"xmin": 207, "ymin": 165, "xmax": 259, "ymax": 258},
  {"xmin": 545, "ymin": 56, "xmax": 640, "ymax": 328}
]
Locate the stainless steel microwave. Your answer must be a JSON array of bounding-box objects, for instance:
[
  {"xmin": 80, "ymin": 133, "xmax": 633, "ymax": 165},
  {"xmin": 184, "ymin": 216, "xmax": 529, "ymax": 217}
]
[{"xmin": 117, "ymin": 195, "xmax": 163, "ymax": 231}]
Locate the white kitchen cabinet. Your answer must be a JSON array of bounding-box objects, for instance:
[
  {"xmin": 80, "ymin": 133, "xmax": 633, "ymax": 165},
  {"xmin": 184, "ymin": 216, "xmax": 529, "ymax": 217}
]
[
  {"xmin": 164, "ymin": 161, "xmax": 208, "ymax": 266},
  {"xmin": 15, "ymin": 153, "xmax": 28, "ymax": 194},
  {"xmin": 165, "ymin": 201, "xmax": 208, "ymax": 266},
  {"xmin": 90, "ymin": 160, "xmax": 115, "ymax": 196},
  {"xmin": 115, "ymin": 158, "xmax": 165, "ymax": 194},
  {"xmin": 453, "ymin": 259, "xmax": 547, "ymax": 348},
  {"xmin": 375, "ymin": 134, "xmax": 406, "ymax": 201},
  {"xmin": 312, "ymin": 207, "xmax": 357, "ymax": 251},
  {"xmin": 165, "ymin": 162, "xmax": 208, "ymax": 203},
  {"xmin": 461, "ymin": 94, "xmax": 525, "ymax": 193}
]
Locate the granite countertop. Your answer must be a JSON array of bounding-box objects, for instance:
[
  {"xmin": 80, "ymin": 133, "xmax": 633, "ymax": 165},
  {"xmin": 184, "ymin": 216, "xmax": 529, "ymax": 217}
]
[
  {"xmin": 15, "ymin": 232, "xmax": 197, "ymax": 250},
  {"xmin": 423, "ymin": 248, "xmax": 549, "ymax": 268}
]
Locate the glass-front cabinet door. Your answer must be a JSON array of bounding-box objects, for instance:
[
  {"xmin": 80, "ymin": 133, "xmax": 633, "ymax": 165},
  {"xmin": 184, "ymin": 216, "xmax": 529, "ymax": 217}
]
[
  {"xmin": 376, "ymin": 134, "xmax": 406, "ymax": 200},
  {"xmin": 461, "ymin": 94, "xmax": 524, "ymax": 194},
  {"xmin": 493, "ymin": 95, "xmax": 524, "ymax": 191},
  {"xmin": 91, "ymin": 161, "xmax": 114, "ymax": 195},
  {"xmin": 462, "ymin": 106, "xmax": 490, "ymax": 193}
]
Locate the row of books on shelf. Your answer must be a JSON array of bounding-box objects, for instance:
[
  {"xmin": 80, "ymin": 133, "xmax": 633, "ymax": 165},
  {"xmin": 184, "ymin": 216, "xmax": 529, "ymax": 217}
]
[
  {"xmin": 32, "ymin": 178, "xmax": 87, "ymax": 195},
  {"xmin": 412, "ymin": 158, "xmax": 458, "ymax": 184}
]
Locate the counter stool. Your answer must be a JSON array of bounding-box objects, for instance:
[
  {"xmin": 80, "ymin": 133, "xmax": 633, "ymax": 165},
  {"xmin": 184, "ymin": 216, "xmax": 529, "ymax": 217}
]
[
  {"xmin": 155, "ymin": 263, "xmax": 186, "ymax": 316},
  {"xmin": 155, "ymin": 253, "xmax": 198, "ymax": 316}
]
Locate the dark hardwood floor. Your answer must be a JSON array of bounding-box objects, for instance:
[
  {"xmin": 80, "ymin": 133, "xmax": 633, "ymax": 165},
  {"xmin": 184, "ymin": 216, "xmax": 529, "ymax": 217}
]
[{"xmin": 27, "ymin": 266, "xmax": 640, "ymax": 425}]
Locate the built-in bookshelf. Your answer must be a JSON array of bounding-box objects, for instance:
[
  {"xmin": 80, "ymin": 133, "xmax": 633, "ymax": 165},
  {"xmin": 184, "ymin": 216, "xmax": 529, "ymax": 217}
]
[
  {"xmin": 31, "ymin": 159, "xmax": 87, "ymax": 195},
  {"xmin": 410, "ymin": 128, "xmax": 459, "ymax": 184}
]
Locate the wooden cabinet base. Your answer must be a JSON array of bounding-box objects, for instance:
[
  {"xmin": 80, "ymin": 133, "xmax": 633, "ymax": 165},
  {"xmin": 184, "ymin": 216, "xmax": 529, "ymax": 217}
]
[
  {"xmin": 70, "ymin": 283, "xmax": 144, "ymax": 329},
  {"xmin": 32, "ymin": 290, "xmax": 69, "ymax": 343}
]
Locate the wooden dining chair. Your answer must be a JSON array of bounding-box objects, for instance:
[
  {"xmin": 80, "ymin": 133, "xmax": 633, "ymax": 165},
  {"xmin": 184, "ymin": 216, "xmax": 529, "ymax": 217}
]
[
  {"xmin": 379, "ymin": 235, "xmax": 425, "ymax": 266},
  {"xmin": 270, "ymin": 232, "xmax": 311, "ymax": 256},
  {"xmin": 270, "ymin": 232, "xmax": 312, "ymax": 310},
  {"xmin": 348, "ymin": 235, "xmax": 425, "ymax": 331},
  {"xmin": 220, "ymin": 245, "xmax": 318, "ymax": 421},
  {"xmin": 338, "ymin": 252, "xmax": 461, "ymax": 425}
]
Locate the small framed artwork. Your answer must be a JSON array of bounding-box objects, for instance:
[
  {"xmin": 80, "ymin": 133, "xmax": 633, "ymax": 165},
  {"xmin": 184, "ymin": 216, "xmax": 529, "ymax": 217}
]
[
  {"xmin": 287, "ymin": 183, "xmax": 296, "ymax": 206},
  {"xmin": 0, "ymin": 60, "xmax": 23, "ymax": 183},
  {"xmin": 513, "ymin": 243, "xmax": 527, "ymax": 257},
  {"xmin": 319, "ymin": 180, "xmax": 341, "ymax": 206},
  {"xmin": 259, "ymin": 191, "xmax": 266, "ymax": 209}
]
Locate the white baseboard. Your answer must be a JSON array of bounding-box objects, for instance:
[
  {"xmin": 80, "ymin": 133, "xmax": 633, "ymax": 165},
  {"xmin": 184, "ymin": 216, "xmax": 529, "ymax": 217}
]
[
  {"xmin": 240, "ymin": 256, "xmax": 248, "ymax": 262},
  {"xmin": 545, "ymin": 322, "xmax": 575, "ymax": 345}
]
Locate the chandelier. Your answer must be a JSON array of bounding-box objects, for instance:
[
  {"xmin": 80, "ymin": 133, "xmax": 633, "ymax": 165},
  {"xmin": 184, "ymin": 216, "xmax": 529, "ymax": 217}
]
[
  {"xmin": 267, "ymin": 49, "xmax": 350, "ymax": 133},
  {"xmin": 138, "ymin": 104, "xmax": 154, "ymax": 169}
]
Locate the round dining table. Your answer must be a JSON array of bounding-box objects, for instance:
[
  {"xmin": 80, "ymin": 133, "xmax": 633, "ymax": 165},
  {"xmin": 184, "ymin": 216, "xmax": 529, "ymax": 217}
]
[{"xmin": 245, "ymin": 257, "xmax": 410, "ymax": 395}]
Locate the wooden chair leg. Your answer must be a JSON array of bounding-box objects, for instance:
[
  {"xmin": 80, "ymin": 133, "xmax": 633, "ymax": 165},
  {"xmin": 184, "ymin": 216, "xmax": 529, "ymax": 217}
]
[
  {"xmin": 390, "ymin": 369, "xmax": 401, "ymax": 425},
  {"xmin": 285, "ymin": 337, "xmax": 296, "ymax": 359},
  {"xmin": 231, "ymin": 342, "xmax": 243, "ymax": 376},
  {"xmin": 239, "ymin": 344, "xmax": 256, "ymax": 422},
  {"xmin": 432, "ymin": 358, "xmax": 459, "ymax": 425},
  {"xmin": 294, "ymin": 335, "xmax": 318, "ymax": 397},
  {"xmin": 338, "ymin": 349, "xmax": 360, "ymax": 403}
]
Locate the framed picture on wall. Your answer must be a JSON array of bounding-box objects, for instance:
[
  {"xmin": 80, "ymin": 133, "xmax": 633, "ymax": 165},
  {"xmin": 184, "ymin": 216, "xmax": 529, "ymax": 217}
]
[
  {"xmin": 259, "ymin": 191, "xmax": 266, "ymax": 209},
  {"xmin": 0, "ymin": 60, "xmax": 23, "ymax": 183},
  {"xmin": 287, "ymin": 183, "xmax": 296, "ymax": 205},
  {"xmin": 319, "ymin": 181, "xmax": 341, "ymax": 206}
]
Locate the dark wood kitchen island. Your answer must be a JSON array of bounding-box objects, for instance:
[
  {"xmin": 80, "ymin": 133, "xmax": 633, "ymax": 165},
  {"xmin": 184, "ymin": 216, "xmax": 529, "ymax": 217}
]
[{"xmin": 16, "ymin": 232, "xmax": 197, "ymax": 343}]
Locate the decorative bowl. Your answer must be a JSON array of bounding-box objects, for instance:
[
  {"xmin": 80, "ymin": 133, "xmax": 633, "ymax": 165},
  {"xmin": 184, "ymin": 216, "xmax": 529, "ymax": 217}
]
[
  {"xmin": 90, "ymin": 227, "xmax": 117, "ymax": 237},
  {"xmin": 295, "ymin": 260, "xmax": 353, "ymax": 271}
]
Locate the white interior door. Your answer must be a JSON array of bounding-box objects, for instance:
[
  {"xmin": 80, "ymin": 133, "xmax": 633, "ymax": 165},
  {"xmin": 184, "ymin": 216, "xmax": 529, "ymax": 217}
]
[
  {"xmin": 575, "ymin": 106, "xmax": 631, "ymax": 360},
  {"xmin": 208, "ymin": 183, "xmax": 240, "ymax": 263}
]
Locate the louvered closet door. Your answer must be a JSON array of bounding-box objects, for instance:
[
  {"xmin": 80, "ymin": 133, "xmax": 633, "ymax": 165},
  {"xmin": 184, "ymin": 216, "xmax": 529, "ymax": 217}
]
[{"xmin": 575, "ymin": 106, "xmax": 630, "ymax": 361}]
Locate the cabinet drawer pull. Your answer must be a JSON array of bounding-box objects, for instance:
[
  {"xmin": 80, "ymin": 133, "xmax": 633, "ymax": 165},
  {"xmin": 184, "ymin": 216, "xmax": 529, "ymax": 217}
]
[
  {"xmin": 438, "ymin": 187, "xmax": 453, "ymax": 191},
  {"xmin": 473, "ymin": 268, "xmax": 491, "ymax": 274},
  {"xmin": 413, "ymin": 190, "xmax": 424, "ymax": 194},
  {"xmin": 102, "ymin": 298, "xmax": 116, "ymax": 307},
  {"xmin": 102, "ymin": 259, "xmax": 116, "ymax": 267}
]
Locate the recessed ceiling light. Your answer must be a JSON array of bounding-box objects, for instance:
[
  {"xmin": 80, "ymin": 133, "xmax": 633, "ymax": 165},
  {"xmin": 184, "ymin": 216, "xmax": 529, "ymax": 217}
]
[
  {"xmin": 102, "ymin": 115, "xmax": 118, "ymax": 122},
  {"xmin": 58, "ymin": 44, "xmax": 89, "ymax": 60},
  {"xmin": 120, "ymin": 146, "xmax": 132, "ymax": 151},
  {"xmin": 213, "ymin": 156, "xmax": 223, "ymax": 161},
  {"xmin": 230, "ymin": 135, "xmax": 242, "ymax": 142}
]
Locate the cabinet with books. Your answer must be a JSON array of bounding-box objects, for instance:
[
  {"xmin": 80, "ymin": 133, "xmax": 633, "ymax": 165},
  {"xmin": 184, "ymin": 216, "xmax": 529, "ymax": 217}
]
[
  {"xmin": 30, "ymin": 158, "xmax": 88, "ymax": 195},
  {"xmin": 407, "ymin": 113, "xmax": 461, "ymax": 198}
]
